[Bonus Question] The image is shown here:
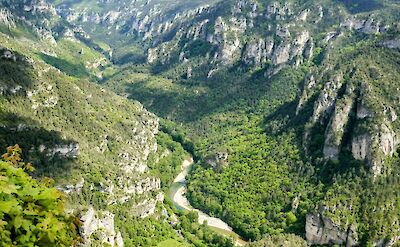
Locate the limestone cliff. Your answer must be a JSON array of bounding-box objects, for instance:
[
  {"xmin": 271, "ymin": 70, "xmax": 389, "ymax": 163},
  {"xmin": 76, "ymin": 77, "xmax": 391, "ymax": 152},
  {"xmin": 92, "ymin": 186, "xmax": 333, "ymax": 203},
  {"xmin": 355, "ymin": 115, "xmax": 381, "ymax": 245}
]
[{"xmin": 306, "ymin": 208, "xmax": 357, "ymax": 246}]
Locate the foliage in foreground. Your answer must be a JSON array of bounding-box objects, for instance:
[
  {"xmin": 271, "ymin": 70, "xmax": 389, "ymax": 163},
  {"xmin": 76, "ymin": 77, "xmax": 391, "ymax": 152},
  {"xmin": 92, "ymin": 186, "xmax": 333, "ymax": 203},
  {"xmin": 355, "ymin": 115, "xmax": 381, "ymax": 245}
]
[{"xmin": 0, "ymin": 145, "xmax": 79, "ymax": 247}]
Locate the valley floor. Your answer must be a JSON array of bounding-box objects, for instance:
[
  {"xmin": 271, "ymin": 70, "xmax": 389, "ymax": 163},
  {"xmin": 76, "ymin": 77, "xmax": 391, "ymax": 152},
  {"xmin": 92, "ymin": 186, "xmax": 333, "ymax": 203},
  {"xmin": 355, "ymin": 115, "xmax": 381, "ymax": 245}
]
[{"xmin": 170, "ymin": 157, "xmax": 246, "ymax": 246}]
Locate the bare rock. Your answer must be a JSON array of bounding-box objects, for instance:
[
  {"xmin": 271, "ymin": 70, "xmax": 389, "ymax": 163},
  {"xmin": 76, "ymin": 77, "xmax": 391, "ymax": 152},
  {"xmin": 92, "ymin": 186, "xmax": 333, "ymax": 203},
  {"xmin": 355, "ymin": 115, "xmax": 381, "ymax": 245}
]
[
  {"xmin": 312, "ymin": 73, "xmax": 343, "ymax": 123},
  {"xmin": 80, "ymin": 207, "xmax": 123, "ymax": 247},
  {"xmin": 133, "ymin": 192, "xmax": 164, "ymax": 218},
  {"xmin": 381, "ymin": 38, "xmax": 400, "ymax": 49},
  {"xmin": 323, "ymin": 95, "xmax": 354, "ymax": 159},
  {"xmin": 0, "ymin": 8, "xmax": 15, "ymax": 28},
  {"xmin": 242, "ymin": 37, "xmax": 274, "ymax": 67},
  {"xmin": 352, "ymin": 134, "xmax": 371, "ymax": 160},
  {"xmin": 296, "ymin": 74, "xmax": 316, "ymax": 115},
  {"xmin": 306, "ymin": 209, "xmax": 357, "ymax": 246},
  {"xmin": 272, "ymin": 42, "xmax": 291, "ymax": 65},
  {"xmin": 39, "ymin": 143, "xmax": 80, "ymax": 159},
  {"xmin": 1, "ymin": 49, "xmax": 17, "ymax": 62}
]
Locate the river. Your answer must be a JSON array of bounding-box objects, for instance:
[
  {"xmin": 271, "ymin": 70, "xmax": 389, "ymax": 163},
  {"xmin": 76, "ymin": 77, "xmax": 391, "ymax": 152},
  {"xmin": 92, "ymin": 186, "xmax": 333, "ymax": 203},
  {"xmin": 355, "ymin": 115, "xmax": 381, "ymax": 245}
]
[{"xmin": 169, "ymin": 157, "xmax": 246, "ymax": 246}]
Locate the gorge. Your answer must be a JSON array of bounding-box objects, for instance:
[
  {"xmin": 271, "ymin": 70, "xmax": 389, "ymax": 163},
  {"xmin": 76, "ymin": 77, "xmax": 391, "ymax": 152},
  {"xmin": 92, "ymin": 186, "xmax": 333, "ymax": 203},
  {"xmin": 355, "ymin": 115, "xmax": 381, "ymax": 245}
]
[{"xmin": 1, "ymin": 0, "xmax": 400, "ymax": 247}]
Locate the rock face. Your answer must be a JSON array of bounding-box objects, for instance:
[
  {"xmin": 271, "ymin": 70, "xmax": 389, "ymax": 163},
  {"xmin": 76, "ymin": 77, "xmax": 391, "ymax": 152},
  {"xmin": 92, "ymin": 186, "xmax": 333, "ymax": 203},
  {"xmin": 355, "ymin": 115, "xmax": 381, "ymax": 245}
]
[
  {"xmin": 351, "ymin": 134, "xmax": 371, "ymax": 160},
  {"xmin": 341, "ymin": 16, "xmax": 382, "ymax": 35},
  {"xmin": 242, "ymin": 37, "xmax": 274, "ymax": 67},
  {"xmin": 323, "ymin": 94, "xmax": 354, "ymax": 159},
  {"xmin": 0, "ymin": 8, "xmax": 15, "ymax": 28},
  {"xmin": 54, "ymin": 0, "xmax": 214, "ymax": 41},
  {"xmin": 39, "ymin": 143, "xmax": 80, "ymax": 159},
  {"xmin": 301, "ymin": 60, "xmax": 399, "ymax": 176},
  {"xmin": 296, "ymin": 73, "xmax": 316, "ymax": 115},
  {"xmin": 1, "ymin": 49, "xmax": 17, "ymax": 62},
  {"xmin": 382, "ymin": 38, "xmax": 400, "ymax": 49},
  {"xmin": 132, "ymin": 192, "xmax": 165, "ymax": 218},
  {"xmin": 144, "ymin": 0, "xmax": 316, "ymax": 76},
  {"xmin": 272, "ymin": 42, "xmax": 291, "ymax": 65},
  {"xmin": 306, "ymin": 211, "xmax": 357, "ymax": 246},
  {"xmin": 353, "ymin": 123, "xmax": 399, "ymax": 176},
  {"xmin": 311, "ymin": 73, "xmax": 344, "ymax": 123},
  {"xmin": 80, "ymin": 207, "xmax": 124, "ymax": 247},
  {"xmin": 205, "ymin": 151, "xmax": 229, "ymax": 169}
]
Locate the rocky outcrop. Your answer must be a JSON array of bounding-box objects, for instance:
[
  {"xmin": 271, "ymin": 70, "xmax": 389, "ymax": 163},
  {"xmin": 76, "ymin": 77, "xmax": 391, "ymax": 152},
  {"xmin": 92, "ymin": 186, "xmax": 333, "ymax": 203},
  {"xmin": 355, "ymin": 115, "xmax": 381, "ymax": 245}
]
[
  {"xmin": 132, "ymin": 192, "xmax": 165, "ymax": 218},
  {"xmin": 242, "ymin": 30, "xmax": 310, "ymax": 67},
  {"xmin": 311, "ymin": 73, "xmax": 344, "ymax": 123},
  {"xmin": 306, "ymin": 209, "xmax": 357, "ymax": 246},
  {"xmin": 143, "ymin": 0, "xmax": 314, "ymax": 71},
  {"xmin": 354, "ymin": 123, "xmax": 399, "ymax": 177},
  {"xmin": 205, "ymin": 151, "xmax": 229, "ymax": 169},
  {"xmin": 0, "ymin": 8, "xmax": 15, "ymax": 28},
  {"xmin": 296, "ymin": 74, "xmax": 317, "ymax": 115},
  {"xmin": 351, "ymin": 134, "xmax": 371, "ymax": 160},
  {"xmin": 303, "ymin": 66, "xmax": 399, "ymax": 177},
  {"xmin": 290, "ymin": 31, "xmax": 310, "ymax": 59},
  {"xmin": 80, "ymin": 207, "xmax": 124, "ymax": 247},
  {"xmin": 272, "ymin": 42, "xmax": 291, "ymax": 65},
  {"xmin": 323, "ymin": 94, "xmax": 354, "ymax": 159},
  {"xmin": 341, "ymin": 16, "xmax": 384, "ymax": 35},
  {"xmin": 122, "ymin": 177, "xmax": 160, "ymax": 196},
  {"xmin": 38, "ymin": 143, "xmax": 80, "ymax": 159},
  {"xmin": 208, "ymin": 16, "xmax": 241, "ymax": 65},
  {"xmin": 242, "ymin": 37, "xmax": 274, "ymax": 67},
  {"xmin": 1, "ymin": 49, "xmax": 17, "ymax": 61}
]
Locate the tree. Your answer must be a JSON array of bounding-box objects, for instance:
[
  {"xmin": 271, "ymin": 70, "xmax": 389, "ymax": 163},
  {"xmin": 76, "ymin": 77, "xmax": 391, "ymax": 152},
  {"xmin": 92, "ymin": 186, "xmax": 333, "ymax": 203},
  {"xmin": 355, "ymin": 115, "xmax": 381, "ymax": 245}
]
[{"xmin": 0, "ymin": 145, "xmax": 80, "ymax": 246}]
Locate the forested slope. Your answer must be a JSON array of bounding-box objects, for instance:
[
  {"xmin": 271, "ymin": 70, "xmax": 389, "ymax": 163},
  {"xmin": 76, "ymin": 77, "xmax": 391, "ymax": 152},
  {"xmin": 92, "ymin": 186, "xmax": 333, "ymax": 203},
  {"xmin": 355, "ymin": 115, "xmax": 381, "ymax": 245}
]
[{"xmin": 100, "ymin": 0, "xmax": 400, "ymax": 245}]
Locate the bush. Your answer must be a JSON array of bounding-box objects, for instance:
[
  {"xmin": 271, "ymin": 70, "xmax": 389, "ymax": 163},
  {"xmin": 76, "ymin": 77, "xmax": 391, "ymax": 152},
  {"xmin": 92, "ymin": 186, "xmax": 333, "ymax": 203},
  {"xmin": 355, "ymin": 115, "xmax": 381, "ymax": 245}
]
[{"xmin": 0, "ymin": 145, "xmax": 79, "ymax": 246}]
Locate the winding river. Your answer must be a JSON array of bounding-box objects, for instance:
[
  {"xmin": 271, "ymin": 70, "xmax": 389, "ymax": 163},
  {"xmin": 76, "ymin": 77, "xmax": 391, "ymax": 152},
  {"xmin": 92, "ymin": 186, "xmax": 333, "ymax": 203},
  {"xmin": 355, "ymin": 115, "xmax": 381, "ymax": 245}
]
[{"xmin": 169, "ymin": 157, "xmax": 246, "ymax": 246}]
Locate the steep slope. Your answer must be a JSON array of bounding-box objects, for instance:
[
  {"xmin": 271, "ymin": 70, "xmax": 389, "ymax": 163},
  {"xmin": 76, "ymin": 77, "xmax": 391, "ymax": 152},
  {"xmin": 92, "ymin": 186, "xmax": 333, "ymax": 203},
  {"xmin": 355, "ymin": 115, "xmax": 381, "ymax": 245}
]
[
  {"xmin": 0, "ymin": 2, "xmax": 244, "ymax": 246},
  {"xmin": 99, "ymin": 0, "xmax": 400, "ymax": 246},
  {"xmin": 0, "ymin": 2, "xmax": 187, "ymax": 246},
  {"xmin": 0, "ymin": 0, "xmax": 115, "ymax": 79},
  {"xmin": 3, "ymin": 0, "xmax": 400, "ymax": 246},
  {"xmin": 50, "ymin": 0, "xmax": 221, "ymax": 64},
  {"xmin": 0, "ymin": 43, "xmax": 168, "ymax": 246}
]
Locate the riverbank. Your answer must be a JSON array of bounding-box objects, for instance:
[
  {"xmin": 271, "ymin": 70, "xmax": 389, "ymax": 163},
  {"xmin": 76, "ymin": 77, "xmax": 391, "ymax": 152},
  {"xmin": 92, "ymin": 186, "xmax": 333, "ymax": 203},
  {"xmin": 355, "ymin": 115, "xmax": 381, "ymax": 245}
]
[{"xmin": 169, "ymin": 157, "xmax": 246, "ymax": 246}]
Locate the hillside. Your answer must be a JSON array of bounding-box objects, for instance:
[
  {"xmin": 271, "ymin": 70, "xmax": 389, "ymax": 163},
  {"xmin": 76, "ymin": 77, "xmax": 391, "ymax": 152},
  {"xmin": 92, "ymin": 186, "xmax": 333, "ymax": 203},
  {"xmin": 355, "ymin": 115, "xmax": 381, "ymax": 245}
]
[
  {"xmin": 0, "ymin": 2, "xmax": 186, "ymax": 246},
  {"xmin": 50, "ymin": 0, "xmax": 221, "ymax": 64},
  {"xmin": 101, "ymin": 0, "xmax": 400, "ymax": 246},
  {"xmin": 1, "ymin": 0, "xmax": 400, "ymax": 246},
  {"xmin": 0, "ymin": 1, "xmax": 246, "ymax": 246}
]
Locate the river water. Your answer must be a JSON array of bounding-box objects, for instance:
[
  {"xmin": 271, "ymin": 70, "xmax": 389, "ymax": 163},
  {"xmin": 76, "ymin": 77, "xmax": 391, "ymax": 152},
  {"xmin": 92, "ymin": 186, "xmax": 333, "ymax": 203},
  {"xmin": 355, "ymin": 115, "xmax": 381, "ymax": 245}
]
[{"xmin": 169, "ymin": 157, "xmax": 246, "ymax": 246}]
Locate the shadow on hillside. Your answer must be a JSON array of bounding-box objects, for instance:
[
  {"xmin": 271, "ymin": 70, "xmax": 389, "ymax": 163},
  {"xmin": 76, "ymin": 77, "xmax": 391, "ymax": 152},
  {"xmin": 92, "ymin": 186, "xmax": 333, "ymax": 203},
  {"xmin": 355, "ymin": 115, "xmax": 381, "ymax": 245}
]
[
  {"xmin": 0, "ymin": 111, "xmax": 77, "ymax": 179},
  {"xmin": 262, "ymin": 92, "xmax": 367, "ymax": 184},
  {"xmin": 335, "ymin": 0, "xmax": 383, "ymax": 14},
  {"xmin": 0, "ymin": 48, "xmax": 36, "ymax": 92},
  {"xmin": 121, "ymin": 66, "xmax": 290, "ymax": 123},
  {"xmin": 39, "ymin": 53, "xmax": 90, "ymax": 78}
]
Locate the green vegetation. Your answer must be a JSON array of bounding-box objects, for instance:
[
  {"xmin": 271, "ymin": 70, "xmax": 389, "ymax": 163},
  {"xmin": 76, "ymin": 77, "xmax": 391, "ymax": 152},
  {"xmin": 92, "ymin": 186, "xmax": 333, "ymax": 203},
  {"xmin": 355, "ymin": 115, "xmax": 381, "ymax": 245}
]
[
  {"xmin": 172, "ymin": 210, "xmax": 235, "ymax": 247},
  {"xmin": 3, "ymin": 0, "xmax": 400, "ymax": 246},
  {"xmin": 0, "ymin": 32, "xmax": 190, "ymax": 246},
  {"xmin": 157, "ymin": 239, "xmax": 190, "ymax": 247},
  {"xmin": 246, "ymin": 234, "xmax": 307, "ymax": 247},
  {"xmin": 103, "ymin": 14, "xmax": 400, "ymax": 246},
  {"xmin": 0, "ymin": 145, "xmax": 79, "ymax": 246},
  {"xmin": 104, "ymin": 61, "xmax": 319, "ymax": 241}
]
